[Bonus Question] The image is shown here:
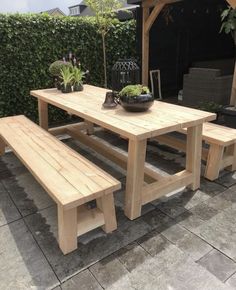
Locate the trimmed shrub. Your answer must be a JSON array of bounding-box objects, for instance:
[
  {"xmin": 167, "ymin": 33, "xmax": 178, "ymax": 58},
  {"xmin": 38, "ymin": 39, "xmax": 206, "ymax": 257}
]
[{"xmin": 0, "ymin": 14, "xmax": 136, "ymax": 122}]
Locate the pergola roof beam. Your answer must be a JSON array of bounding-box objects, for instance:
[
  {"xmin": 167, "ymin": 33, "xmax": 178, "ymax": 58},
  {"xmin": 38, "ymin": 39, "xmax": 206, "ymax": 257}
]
[{"xmin": 226, "ymin": 0, "xmax": 236, "ymax": 8}]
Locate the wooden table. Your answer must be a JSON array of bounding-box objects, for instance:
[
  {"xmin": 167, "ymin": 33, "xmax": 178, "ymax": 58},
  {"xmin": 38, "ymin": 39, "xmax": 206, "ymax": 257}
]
[{"xmin": 31, "ymin": 85, "xmax": 216, "ymax": 220}]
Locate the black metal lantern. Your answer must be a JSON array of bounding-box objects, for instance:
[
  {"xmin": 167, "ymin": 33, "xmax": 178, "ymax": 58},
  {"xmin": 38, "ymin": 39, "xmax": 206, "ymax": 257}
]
[{"xmin": 111, "ymin": 59, "xmax": 140, "ymax": 92}]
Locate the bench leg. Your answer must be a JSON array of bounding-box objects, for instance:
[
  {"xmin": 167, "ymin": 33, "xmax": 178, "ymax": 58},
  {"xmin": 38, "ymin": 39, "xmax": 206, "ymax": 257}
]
[
  {"xmin": 0, "ymin": 137, "xmax": 5, "ymax": 156},
  {"xmin": 186, "ymin": 124, "xmax": 202, "ymax": 190},
  {"xmin": 58, "ymin": 205, "xmax": 77, "ymax": 255},
  {"xmin": 38, "ymin": 100, "xmax": 48, "ymax": 130},
  {"xmin": 96, "ymin": 193, "xmax": 117, "ymax": 233},
  {"xmin": 226, "ymin": 144, "xmax": 236, "ymax": 171},
  {"xmin": 85, "ymin": 121, "xmax": 94, "ymax": 135},
  {"xmin": 204, "ymin": 144, "xmax": 224, "ymax": 181}
]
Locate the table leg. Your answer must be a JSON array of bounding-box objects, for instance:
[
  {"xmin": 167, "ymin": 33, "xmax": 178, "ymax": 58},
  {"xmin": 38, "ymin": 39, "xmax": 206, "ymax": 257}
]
[
  {"xmin": 186, "ymin": 124, "xmax": 203, "ymax": 190},
  {"xmin": 85, "ymin": 121, "xmax": 94, "ymax": 135},
  {"xmin": 124, "ymin": 139, "xmax": 147, "ymax": 220},
  {"xmin": 38, "ymin": 100, "xmax": 48, "ymax": 130}
]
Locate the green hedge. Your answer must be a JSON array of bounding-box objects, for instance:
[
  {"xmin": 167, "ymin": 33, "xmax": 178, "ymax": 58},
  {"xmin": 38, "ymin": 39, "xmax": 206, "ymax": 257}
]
[{"xmin": 0, "ymin": 14, "xmax": 136, "ymax": 122}]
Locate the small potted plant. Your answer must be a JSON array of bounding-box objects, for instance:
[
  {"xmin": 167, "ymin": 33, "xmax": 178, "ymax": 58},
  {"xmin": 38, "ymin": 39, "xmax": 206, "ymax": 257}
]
[
  {"xmin": 49, "ymin": 60, "xmax": 73, "ymax": 90},
  {"xmin": 73, "ymin": 67, "xmax": 85, "ymax": 91},
  {"xmin": 60, "ymin": 67, "xmax": 74, "ymax": 93},
  {"xmin": 118, "ymin": 85, "xmax": 154, "ymax": 112}
]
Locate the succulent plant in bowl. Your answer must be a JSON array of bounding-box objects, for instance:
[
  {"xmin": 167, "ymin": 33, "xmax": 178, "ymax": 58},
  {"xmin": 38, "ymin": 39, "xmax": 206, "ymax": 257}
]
[
  {"xmin": 118, "ymin": 85, "xmax": 154, "ymax": 112},
  {"xmin": 49, "ymin": 60, "xmax": 73, "ymax": 90},
  {"xmin": 73, "ymin": 67, "xmax": 85, "ymax": 92},
  {"xmin": 60, "ymin": 67, "xmax": 74, "ymax": 93}
]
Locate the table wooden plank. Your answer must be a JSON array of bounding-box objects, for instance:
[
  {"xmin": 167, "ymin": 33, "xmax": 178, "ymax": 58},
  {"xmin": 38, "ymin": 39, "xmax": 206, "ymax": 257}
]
[{"xmin": 30, "ymin": 85, "xmax": 216, "ymax": 140}]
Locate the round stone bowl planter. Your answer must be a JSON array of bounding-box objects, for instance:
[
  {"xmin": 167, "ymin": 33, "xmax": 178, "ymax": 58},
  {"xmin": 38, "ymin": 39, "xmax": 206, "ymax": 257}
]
[{"xmin": 119, "ymin": 93, "xmax": 154, "ymax": 112}]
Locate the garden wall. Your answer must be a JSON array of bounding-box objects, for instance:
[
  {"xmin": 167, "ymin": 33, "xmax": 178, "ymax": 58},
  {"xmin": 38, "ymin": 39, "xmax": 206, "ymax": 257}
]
[{"xmin": 0, "ymin": 14, "xmax": 136, "ymax": 122}]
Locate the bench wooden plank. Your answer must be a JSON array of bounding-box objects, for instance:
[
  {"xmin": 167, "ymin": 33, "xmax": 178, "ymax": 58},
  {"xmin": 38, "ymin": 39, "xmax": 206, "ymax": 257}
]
[
  {"xmin": 180, "ymin": 123, "xmax": 236, "ymax": 146},
  {"xmin": 0, "ymin": 116, "xmax": 120, "ymax": 210}
]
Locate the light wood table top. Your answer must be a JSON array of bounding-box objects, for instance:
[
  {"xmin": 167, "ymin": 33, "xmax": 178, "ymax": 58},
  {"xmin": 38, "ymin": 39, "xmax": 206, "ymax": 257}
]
[{"xmin": 31, "ymin": 85, "xmax": 216, "ymax": 140}]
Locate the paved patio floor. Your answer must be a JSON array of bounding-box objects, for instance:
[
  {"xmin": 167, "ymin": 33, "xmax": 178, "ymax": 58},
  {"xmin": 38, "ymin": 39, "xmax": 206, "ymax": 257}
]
[{"xmin": 1, "ymin": 129, "xmax": 236, "ymax": 289}]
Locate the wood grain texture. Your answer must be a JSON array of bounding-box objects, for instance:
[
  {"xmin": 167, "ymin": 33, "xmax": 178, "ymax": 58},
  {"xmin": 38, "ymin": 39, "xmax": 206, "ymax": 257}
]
[
  {"xmin": 186, "ymin": 124, "xmax": 202, "ymax": 190},
  {"xmin": 0, "ymin": 115, "xmax": 121, "ymax": 210},
  {"xmin": 38, "ymin": 99, "xmax": 48, "ymax": 130},
  {"xmin": 58, "ymin": 204, "xmax": 78, "ymax": 255},
  {"xmin": 125, "ymin": 139, "xmax": 147, "ymax": 220},
  {"xmin": 96, "ymin": 193, "xmax": 117, "ymax": 233},
  {"xmin": 30, "ymin": 86, "xmax": 215, "ymax": 141},
  {"xmin": 180, "ymin": 122, "xmax": 236, "ymax": 146},
  {"xmin": 205, "ymin": 144, "xmax": 224, "ymax": 181}
]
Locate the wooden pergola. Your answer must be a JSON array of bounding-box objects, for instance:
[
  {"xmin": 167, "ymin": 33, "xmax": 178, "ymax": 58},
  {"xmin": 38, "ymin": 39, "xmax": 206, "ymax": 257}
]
[{"xmin": 141, "ymin": 0, "xmax": 236, "ymax": 104}]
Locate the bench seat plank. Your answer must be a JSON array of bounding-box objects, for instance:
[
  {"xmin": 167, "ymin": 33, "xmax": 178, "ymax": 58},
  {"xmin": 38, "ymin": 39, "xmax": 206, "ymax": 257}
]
[
  {"xmin": 0, "ymin": 116, "xmax": 120, "ymax": 210},
  {"xmin": 180, "ymin": 123, "xmax": 236, "ymax": 146}
]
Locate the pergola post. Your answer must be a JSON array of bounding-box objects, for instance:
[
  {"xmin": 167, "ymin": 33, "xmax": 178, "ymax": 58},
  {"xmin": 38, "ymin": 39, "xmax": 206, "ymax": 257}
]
[
  {"xmin": 141, "ymin": 0, "xmax": 182, "ymax": 86},
  {"xmin": 230, "ymin": 62, "xmax": 236, "ymax": 106},
  {"xmin": 142, "ymin": 6, "xmax": 150, "ymax": 86},
  {"xmin": 226, "ymin": 0, "xmax": 236, "ymax": 106}
]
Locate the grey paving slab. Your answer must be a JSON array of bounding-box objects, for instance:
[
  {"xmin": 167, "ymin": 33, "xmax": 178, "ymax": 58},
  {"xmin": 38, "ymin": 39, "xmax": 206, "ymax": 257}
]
[
  {"xmin": 89, "ymin": 254, "xmax": 129, "ymax": 289},
  {"xmin": 0, "ymin": 219, "xmax": 59, "ymax": 289},
  {"xmin": 116, "ymin": 242, "xmax": 150, "ymax": 272},
  {"xmin": 141, "ymin": 208, "xmax": 173, "ymax": 232},
  {"xmin": 138, "ymin": 230, "xmax": 172, "ymax": 257},
  {"xmin": 196, "ymin": 204, "xmax": 236, "ymax": 262},
  {"xmin": 200, "ymin": 177, "xmax": 227, "ymax": 197},
  {"xmin": 0, "ymin": 182, "xmax": 21, "ymax": 226},
  {"xmin": 2, "ymin": 173, "xmax": 54, "ymax": 216},
  {"xmin": 24, "ymin": 204, "xmax": 152, "ymax": 282},
  {"xmin": 155, "ymin": 188, "xmax": 210, "ymax": 218},
  {"xmin": 1, "ymin": 152, "xmax": 27, "ymax": 172},
  {"xmin": 189, "ymin": 202, "xmax": 220, "ymax": 221},
  {"xmin": 92, "ymin": 230, "xmax": 231, "ymax": 290},
  {"xmin": 198, "ymin": 249, "xmax": 236, "ymax": 282},
  {"xmin": 176, "ymin": 210, "xmax": 207, "ymax": 233},
  {"xmin": 226, "ymin": 272, "xmax": 236, "ymax": 288},
  {"xmin": 216, "ymin": 172, "xmax": 236, "ymax": 188},
  {"xmin": 136, "ymin": 231, "xmax": 232, "ymax": 290},
  {"xmin": 61, "ymin": 270, "xmax": 102, "ymax": 290},
  {"xmin": 0, "ymin": 159, "xmax": 14, "ymax": 181},
  {"xmin": 162, "ymin": 224, "xmax": 212, "ymax": 261}
]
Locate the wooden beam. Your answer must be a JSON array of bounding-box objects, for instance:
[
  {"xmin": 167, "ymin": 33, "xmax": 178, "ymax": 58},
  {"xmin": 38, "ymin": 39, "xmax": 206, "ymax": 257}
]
[
  {"xmin": 142, "ymin": 170, "xmax": 193, "ymax": 205},
  {"xmin": 145, "ymin": 2, "xmax": 165, "ymax": 34},
  {"xmin": 142, "ymin": 0, "xmax": 183, "ymax": 8},
  {"xmin": 142, "ymin": 6, "xmax": 150, "ymax": 86},
  {"xmin": 230, "ymin": 61, "xmax": 236, "ymax": 106},
  {"xmin": 67, "ymin": 127, "xmax": 164, "ymax": 182},
  {"xmin": 225, "ymin": 0, "xmax": 236, "ymax": 8}
]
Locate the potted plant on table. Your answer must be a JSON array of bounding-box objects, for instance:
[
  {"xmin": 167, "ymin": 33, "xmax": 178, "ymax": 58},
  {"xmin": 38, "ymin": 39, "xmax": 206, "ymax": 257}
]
[
  {"xmin": 118, "ymin": 85, "xmax": 154, "ymax": 112},
  {"xmin": 73, "ymin": 67, "xmax": 85, "ymax": 92},
  {"xmin": 49, "ymin": 60, "xmax": 73, "ymax": 90},
  {"xmin": 60, "ymin": 67, "xmax": 74, "ymax": 93},
  {"xmin": 220, "ymin": 6, "xmax": 236, "ymax": 128}
]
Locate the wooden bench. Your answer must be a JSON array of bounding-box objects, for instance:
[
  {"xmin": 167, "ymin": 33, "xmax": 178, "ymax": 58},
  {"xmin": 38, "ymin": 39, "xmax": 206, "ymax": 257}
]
[
  {"xmin": 154, "ymin": 122, "xmax": 236, "ymax": 181},
  {"xmin": 0, "ymin": 115, "xmax": 121, "ymax": 254}
]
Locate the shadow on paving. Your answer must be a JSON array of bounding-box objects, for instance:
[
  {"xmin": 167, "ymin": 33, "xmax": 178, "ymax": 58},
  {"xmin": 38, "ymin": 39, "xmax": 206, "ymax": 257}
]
[{"xmin": 0, "ymin": 160, "xmax": 59, "ymax": 289}]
